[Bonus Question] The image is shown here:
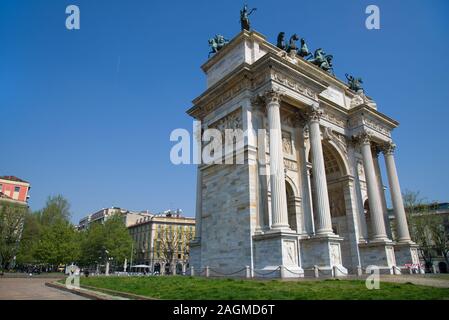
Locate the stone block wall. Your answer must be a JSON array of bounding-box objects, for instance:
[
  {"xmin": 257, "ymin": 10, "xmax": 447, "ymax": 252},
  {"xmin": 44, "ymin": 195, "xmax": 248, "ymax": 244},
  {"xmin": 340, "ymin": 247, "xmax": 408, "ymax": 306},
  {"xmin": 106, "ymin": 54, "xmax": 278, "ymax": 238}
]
[{"xmin": 199, "ymin": 163, "xmax": 253, "ymax": 273}]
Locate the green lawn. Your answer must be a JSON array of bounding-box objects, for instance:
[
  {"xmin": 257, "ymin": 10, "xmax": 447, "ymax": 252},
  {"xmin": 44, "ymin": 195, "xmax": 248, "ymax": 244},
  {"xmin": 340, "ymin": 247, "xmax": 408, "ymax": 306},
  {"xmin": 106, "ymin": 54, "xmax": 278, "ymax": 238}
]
[{"xmin": 79, "ymin": 276, "xmax": 449, "ymax": 300}]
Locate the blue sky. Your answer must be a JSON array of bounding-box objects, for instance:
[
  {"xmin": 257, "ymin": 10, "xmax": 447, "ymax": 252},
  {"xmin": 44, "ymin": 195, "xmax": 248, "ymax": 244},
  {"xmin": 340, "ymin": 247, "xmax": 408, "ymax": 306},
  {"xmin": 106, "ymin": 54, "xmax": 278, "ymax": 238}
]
[{"xmin": 1, "ymin": 0, "xmax": 448, "ymax": 223}]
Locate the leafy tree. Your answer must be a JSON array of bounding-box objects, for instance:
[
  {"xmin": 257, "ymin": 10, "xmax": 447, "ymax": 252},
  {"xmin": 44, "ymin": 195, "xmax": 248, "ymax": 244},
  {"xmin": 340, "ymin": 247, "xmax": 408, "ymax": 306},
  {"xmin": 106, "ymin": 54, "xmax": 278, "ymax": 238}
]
[
  {"xmin": 15, "ymin": 211, "xmax": 41, "ymax": 265},
  {"xmin": 80, "ymin": 215, "xmax": 133, "ymax": 269},
  {"xmin": 0, "ymin": 202, "xmax": 29, "ymax": 269},
  {"xmin": 33, "ymin": 220, "xmax": 80, "ymax": 266},
  {"xmin": 103, "ymin": 215, "xmax": 133, "ymax": 264},
  {"xmin": 37, "ymin": 195, "xmax": 71, "ymax": 226},
  {"xmin": 15, "ymin": 195, "xmax": 80, "ymax": 268}
]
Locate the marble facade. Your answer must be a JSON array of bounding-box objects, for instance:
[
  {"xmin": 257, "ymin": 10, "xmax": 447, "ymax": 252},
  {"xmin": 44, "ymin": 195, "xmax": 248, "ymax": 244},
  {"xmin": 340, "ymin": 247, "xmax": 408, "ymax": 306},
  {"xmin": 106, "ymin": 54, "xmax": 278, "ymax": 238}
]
[{"xmin": 187, "ymin": 30, "xmax": 418, "ymax": 278}]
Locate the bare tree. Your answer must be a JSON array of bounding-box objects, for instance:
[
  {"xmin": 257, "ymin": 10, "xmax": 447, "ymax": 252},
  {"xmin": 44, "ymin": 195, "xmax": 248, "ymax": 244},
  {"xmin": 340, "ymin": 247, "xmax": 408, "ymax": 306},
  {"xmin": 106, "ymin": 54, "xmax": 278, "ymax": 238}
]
[
  {"xmin": 403, "ymin": 190, "xmax": 446, "ymax": 271},
  {"xmin": 156, "ymin": 225, "xmax": 192, "ymax": 275}
]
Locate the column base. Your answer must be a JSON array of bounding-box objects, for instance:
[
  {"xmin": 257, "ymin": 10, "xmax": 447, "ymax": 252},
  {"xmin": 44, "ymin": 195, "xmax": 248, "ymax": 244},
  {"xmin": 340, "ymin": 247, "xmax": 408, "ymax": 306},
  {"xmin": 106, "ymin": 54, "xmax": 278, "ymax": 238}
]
[
  {"xmin": 253, "ymin": 230, "xmax": 304, "ymax": 278},
  {"xmin": 301, "ymin": 234, "xmax": 348, "ymax": 276},
  {"xmin": 394, "ymin": 241, "xmax": 420, "ymax": 269},
  {"xmin": 359, "ymin": 240, "xmax": 397, "ymax": 274}
]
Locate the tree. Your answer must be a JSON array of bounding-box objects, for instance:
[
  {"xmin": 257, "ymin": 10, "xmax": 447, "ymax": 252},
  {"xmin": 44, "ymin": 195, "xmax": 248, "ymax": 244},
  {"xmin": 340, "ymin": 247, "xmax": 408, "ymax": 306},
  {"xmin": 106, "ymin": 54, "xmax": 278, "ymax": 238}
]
[
  {"xmin": 15, "ymin": 211, "xmax": 41, "ymax": 265},
  {"xmin": 15, "ymin": 195, "xmax": 80, "ymax": 269},
  {"xmin": 80, "ymin": 215, "xmax": 133, "ymax": 270},
  {"xmin": 0, "ymin": 202, "xmax": 28, "ymax": 270},
  {"xmin": 37, "ymin": 195, "xmax": 72, "ymax": 225},
  {"xmin": 157, "ymin": 225, "xmax": 192, "ymax": 274},
  {"xmin": 428, "ymin": 214, "xmax": 449, "ymax": 267},
  {"xmin": 33, "ymin": 220, "xmax": 80, "ymax": 267},
  {"xmin": 403, "ymin": 190, "xmax": 446, "ymax": 271}
]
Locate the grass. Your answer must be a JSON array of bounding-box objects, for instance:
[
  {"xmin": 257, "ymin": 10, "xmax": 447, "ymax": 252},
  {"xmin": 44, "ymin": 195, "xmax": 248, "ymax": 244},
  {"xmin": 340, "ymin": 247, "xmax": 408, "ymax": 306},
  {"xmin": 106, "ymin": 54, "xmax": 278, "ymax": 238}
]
[{"xmin": 79, "ymin": 276, "xmax": 449, "ymax": 300}]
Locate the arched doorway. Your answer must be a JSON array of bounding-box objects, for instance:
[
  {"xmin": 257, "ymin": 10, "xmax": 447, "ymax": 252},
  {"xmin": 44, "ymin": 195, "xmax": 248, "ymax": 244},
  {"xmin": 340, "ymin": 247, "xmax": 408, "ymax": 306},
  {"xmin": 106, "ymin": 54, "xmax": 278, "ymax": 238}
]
[
  {"xmin": 285, "ymin": 181, "xmax": 297, "ymax": 232},
  {"xmin": 309, "ymin": 140, "xmax": 355, "ymax": 269},
  {"xmin": 154, "ymin": 263, "xmax": 161, "ymax": 274},
  {"xmin": 176, "ymin": 263, "xmax": 183, "ymax": 275},
  {"xmin": 165, "ymin": 263, "xmax": 171, "ymax": 275},
  {"xmin": 439, "ymin": 262, "xmax": 448, "ymax": 273},
  {"xmin": 364, "ymin": 199, "xmax": 373, "ymax": 239},
  {"xmin": 309, "ymin": 142, "xmax": 348, "ymax": 235}
]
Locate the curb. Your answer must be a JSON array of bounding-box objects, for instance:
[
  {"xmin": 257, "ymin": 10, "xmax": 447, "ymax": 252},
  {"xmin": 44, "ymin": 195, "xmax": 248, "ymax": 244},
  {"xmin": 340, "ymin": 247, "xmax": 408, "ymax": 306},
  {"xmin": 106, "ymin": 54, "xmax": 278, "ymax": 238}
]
[
  {"xmin": 45, "ymin": 281, "xmax": 114, "ymax": 300},
  {"xmin": 80, "ymin": 284, "xmax": 158, "ymax": 300},
  {"xmin": 45, "ymin": 281, "xmax": 157, "ymax": 300}
]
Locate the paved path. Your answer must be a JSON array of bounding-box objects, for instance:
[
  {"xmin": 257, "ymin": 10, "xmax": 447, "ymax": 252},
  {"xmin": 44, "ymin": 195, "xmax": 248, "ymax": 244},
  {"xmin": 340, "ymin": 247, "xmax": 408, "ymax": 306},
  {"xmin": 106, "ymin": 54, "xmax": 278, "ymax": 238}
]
[
  {"xmin": 0, "ymin": 277, "xmax": 89, "ymax": 300},
  {"xmin": 379, "ymin": 275, "xmax": 449, "ymax": 288}
]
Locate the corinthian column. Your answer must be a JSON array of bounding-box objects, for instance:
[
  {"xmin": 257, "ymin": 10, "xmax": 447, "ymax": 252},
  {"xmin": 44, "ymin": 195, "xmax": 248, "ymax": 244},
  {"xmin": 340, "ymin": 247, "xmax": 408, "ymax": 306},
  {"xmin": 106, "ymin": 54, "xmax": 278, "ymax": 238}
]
[
  {"xmin": 265, "ymin": 89, "xmax": 290, "ymax": 230},
  {"xmin": 308, "ymin": 105, "xmax": 333, "ymax": 235},
  {"xmin": 382, "ymin": 142, "xmax": 411, "ymax": 242},
  {"xmin": 357, "ymin": 132, "xmax": 388, "ymax": 241}
]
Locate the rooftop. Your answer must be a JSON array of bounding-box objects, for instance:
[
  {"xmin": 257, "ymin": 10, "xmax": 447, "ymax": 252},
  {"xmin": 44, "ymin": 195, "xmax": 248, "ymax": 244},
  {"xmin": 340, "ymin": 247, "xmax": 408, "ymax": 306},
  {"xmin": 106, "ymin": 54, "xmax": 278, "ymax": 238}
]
[{"xmin": 0, "ymin": 175, "xmax": 29, "ymax": 183}]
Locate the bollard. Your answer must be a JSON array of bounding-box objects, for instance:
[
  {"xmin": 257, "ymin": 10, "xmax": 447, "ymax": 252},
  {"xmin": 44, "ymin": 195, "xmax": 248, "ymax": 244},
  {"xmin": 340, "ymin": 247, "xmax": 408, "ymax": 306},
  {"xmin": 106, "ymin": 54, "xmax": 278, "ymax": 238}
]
[
  {"xmin": 279, "ymin": 265, "xmax": 285, "ymax": 279},
  {"xmin": 356, "ymin": 266, "xmax": 363, "ymax": 277},
  {"xmin": 314, "ymin": 265, "xmax": 319, "ymax": 278},
  {"xmin": 333, "ymin": 266, "xmax": 338, "ymax": 278},
  {"xmin": 245, "ymin": 266, "xmax": 251, "ymax": 278},
  {"xmin": 205, "ymin": 266, "xmax": 210, "ymax": 277},
  {"xmin": 190, "ymin": 266, "xmax": 195, "ymax": 276}
]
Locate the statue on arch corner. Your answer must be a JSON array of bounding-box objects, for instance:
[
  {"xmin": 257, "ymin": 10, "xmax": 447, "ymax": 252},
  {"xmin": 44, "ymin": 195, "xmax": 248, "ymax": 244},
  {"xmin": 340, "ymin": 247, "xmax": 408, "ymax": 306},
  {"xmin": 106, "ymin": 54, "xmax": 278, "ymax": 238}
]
[{"xmin": 240, "ymin": 4, "xmax": 257, "ymax": 31}]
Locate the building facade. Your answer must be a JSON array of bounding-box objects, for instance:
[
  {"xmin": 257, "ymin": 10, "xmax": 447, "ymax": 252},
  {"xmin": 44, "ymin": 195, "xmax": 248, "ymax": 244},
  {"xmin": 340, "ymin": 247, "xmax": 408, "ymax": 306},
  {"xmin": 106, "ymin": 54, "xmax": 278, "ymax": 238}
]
[
  {"xmin": 0, "ymin": 176, "xmax": 31, "ymax": 206},
  {"xmin": 128, "ymin": 211, "xmax": 195, "ymax": 274},
  {"xmin": 77, "ymin": 207, "xmax": 151, "ymax": 230},
  {"xmin": 187, "ymin": 30, "xmax": 418, "ymax": 278}
]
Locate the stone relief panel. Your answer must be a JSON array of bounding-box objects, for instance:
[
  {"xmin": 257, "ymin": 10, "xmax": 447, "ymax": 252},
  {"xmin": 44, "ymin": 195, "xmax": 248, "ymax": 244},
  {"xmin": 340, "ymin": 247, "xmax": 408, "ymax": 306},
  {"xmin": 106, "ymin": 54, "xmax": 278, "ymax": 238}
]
[
  {"xmin": 283, "ymin": 240, "xmax": 298, "ymax": 266},
  {"xmin": 411, "ymin": 248, "xmax": 419, "ymax": 265},
  {"xmin": 284, "ymin": 159, "xmax": 298, "ymax": 171},
  {"xmin": 271, "ymin": 71, "xmax": 318, "ymax": 100},
  {"xmin": 204, "ymin": 109, "xmax": 243, "ymax": 157},
  {"xmin": 328, "ymin": 188, "xmax": 346, "ymax": 218},
  {"xmin": 363, "ymin": 118, "xmax": 391, "ymax": 138},
  {"xmin": 321, "ymin": 110, "xmax": 346, "ymax": 129},
  {"xmin": 209, "ymin": 109, "xmax": 242, "ymax": 141},
  {"xmin": 386, "ymin": 246, "xmax": 396, "ymax": 266},
  {"xmin": 282, "ymin": 131, "xmax": 292, "ymax": 155},
  {"xmin": 330, "ymin": 243, "xmax": 342, "ymax": 266},
  {"xmin": 357, "ymin": 160, "xmax": 365, "ymax": 181}
]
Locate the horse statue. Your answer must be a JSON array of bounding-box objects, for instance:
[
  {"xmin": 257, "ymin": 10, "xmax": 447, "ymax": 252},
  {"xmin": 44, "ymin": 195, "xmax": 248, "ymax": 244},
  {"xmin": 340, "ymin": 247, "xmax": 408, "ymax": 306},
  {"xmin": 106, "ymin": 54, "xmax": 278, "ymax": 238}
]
[
  {"xmin": 276, "ymin": 32, "xmax": 287, "ymax": 51},
  {"xmin": 321, "ymin": 55, "xmax": 334, "ymax": 75},
  {"xmin": 308, "ymin": 48, "xmax": 334, "ymax": 74},
  {"xmin": 298, "ymin": 38, "xmax": 312, "ymax": 59},
  {"xmin": 287, "ymin": 34, "xmax": 299, "ymax": 53},
  {"xmin": 208, "ymin": 34, "xmax": 229, "ymax": 57},
  {"xmin": 240, "ymin": 4, "xmax": 257, "ymax": 31},
  {"xmin": 345, "ymin": 74, "xmax": 364, "ymax": 92}
]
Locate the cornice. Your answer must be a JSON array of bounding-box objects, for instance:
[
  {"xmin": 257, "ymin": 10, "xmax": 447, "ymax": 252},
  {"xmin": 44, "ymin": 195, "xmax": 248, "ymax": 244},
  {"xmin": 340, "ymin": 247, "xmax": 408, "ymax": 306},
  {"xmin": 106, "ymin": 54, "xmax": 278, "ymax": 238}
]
[{"xmin": 349, "ymin": 105, "xmax": 399, "ymax": 129}]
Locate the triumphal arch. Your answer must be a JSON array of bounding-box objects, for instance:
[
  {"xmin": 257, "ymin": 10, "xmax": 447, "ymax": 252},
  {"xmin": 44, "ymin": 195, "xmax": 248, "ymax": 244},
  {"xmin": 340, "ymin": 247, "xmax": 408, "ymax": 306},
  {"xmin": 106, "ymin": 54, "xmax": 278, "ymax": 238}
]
[{"xmin": 187, "ymin": 28, "xmax": 418, "ymax": 277}]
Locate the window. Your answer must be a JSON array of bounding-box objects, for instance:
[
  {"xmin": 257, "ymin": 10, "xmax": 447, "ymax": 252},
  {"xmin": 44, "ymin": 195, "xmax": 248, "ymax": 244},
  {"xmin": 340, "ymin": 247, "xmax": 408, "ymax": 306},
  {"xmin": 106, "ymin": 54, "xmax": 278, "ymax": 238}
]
[
  {"xmin": 14, "ymin": 186, "xmax": 20, "ymax": 193},
  {"xmin": 0, "ymin": 184, "xmax": 2, "ymax": 191}
]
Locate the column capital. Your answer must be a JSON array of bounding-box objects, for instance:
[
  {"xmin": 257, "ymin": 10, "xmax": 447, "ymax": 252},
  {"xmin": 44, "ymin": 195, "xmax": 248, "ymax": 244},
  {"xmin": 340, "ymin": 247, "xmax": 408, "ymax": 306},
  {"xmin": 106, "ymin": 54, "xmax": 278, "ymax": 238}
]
[
  {"xmin": 264, "ymin": 88, "xmax": 283, "ymax": 104},
  {"xmin": 381, "ymin": 141, "xmax": 396, "ymax": 155},
  {"xmin": 305, "ymin": 103, "xmax": 323, "ymax": 122},
  {"xmin": 353, "ymin": 131, "xmax": 372, "ymax": 146}
]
